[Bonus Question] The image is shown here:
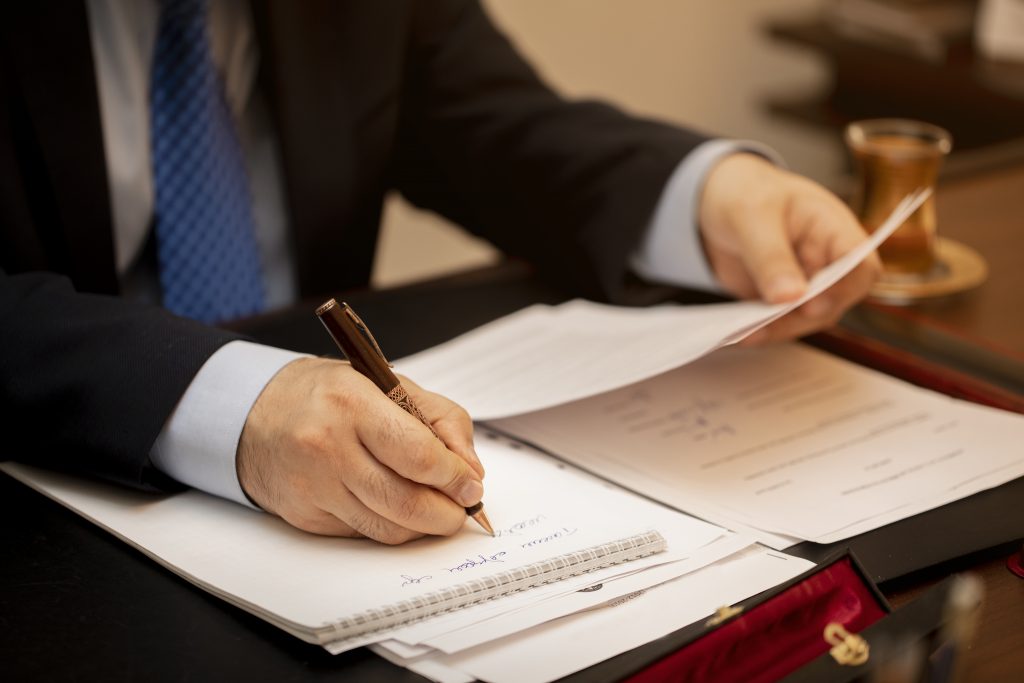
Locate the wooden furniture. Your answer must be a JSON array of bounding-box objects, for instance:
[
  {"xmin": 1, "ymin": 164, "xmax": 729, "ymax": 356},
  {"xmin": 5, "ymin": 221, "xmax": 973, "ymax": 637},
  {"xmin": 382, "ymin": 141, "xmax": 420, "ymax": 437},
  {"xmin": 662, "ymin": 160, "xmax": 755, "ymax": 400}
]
[
  {"xmin": 841, "ymin": 163, "xmax": 1024, "ymax": 681},
  {"xmin": 886, "ymin": 551, "xmax": 1024, "ymax": 681},
  {"xmin": 765, "ymin": 18, "xmax": 1024, "ymax": 155}
]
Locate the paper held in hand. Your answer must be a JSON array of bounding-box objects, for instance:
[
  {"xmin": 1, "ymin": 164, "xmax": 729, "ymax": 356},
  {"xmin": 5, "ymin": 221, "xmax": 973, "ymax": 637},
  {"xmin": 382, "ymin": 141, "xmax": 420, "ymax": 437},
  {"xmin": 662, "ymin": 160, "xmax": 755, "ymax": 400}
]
[{"xmin": 397, "ymin": 189, "xmax": 931, "ymax": 419}]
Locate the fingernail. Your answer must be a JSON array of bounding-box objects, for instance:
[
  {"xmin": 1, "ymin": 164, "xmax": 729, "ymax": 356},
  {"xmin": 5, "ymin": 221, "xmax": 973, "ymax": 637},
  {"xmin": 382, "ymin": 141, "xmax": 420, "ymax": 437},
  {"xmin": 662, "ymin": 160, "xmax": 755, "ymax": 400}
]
[
  {"xmin": 768, "ymin": 275, "xmax": 805, "ymax": 302},
  {"xmin": 458, "ymin": 479, "xmax": 484, "ymax": 507}
]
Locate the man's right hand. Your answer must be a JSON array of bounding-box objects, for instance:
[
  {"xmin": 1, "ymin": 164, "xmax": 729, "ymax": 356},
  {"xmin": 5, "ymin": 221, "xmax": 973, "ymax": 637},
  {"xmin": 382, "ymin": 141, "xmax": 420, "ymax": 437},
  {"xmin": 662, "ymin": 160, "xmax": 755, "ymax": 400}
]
[{"xmin": 236, "ymin": 357, "xmax": 485, "ymax": 544}]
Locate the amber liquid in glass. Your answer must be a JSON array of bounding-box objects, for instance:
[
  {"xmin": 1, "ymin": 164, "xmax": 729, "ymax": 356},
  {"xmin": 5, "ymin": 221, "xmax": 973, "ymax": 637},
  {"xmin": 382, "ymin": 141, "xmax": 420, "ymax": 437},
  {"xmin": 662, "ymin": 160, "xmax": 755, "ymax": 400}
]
[{"xmin": 850, "ymin": 134, "xmax": 944, "ymax": 277}]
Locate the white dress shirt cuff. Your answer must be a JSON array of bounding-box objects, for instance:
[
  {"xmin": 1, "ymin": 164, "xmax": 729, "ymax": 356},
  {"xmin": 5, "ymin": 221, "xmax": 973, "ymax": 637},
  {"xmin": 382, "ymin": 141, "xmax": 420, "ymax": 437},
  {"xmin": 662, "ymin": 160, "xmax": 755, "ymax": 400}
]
[
  {"xmin": 630, "ymin": 139, "xmax": 784, "ymax": 292},
  {"xmin": 150, "ymin": 340, "xmax": 309, "ymax": 508}
]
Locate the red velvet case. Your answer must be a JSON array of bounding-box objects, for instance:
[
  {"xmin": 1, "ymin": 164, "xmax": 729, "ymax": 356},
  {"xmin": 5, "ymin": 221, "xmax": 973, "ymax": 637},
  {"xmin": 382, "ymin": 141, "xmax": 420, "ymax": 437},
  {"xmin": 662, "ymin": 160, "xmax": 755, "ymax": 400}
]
[{"xmin": 618, "ymin": 553, "xmax": 889, "ymax": 683}]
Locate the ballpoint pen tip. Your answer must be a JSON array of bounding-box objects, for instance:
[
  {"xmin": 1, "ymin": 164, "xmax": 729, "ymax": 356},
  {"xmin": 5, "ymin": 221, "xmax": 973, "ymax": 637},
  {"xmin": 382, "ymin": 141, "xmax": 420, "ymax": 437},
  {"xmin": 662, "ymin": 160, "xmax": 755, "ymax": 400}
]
[{"xmin": 473, "ymin": 508, "xmax": 495, "ymax": 536}]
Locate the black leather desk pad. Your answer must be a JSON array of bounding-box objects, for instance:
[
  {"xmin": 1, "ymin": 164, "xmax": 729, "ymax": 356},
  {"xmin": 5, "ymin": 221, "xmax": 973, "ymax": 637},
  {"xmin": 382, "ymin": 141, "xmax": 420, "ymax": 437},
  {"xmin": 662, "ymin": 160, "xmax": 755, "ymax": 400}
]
[{"xmin": 3, "ymin": 263, "xmax": 1020, "ymax": 681}]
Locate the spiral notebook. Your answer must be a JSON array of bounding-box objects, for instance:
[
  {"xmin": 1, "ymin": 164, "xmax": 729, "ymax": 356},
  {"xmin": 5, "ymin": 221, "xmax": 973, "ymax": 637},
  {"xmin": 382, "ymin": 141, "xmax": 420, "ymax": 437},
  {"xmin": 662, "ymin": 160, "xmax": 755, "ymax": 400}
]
[{"xmin": 1, "ymin": 434, "xmax": 727, "ymax": 650}]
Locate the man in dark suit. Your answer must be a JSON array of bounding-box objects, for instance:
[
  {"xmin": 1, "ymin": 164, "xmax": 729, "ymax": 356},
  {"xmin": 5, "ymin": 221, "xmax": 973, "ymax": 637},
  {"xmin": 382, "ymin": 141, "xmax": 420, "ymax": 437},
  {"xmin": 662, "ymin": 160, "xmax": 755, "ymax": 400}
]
[{"xmin": 0, "ymin": 1, "xmax": 878, "ymax": 542}]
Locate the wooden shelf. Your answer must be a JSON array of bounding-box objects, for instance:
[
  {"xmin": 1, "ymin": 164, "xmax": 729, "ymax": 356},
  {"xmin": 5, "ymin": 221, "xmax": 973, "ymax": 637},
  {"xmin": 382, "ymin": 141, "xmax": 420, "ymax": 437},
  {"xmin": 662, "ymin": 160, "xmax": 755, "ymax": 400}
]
[{"xmin": 765, "ymin": 19, "xmax": 1024, "ymax": 153}]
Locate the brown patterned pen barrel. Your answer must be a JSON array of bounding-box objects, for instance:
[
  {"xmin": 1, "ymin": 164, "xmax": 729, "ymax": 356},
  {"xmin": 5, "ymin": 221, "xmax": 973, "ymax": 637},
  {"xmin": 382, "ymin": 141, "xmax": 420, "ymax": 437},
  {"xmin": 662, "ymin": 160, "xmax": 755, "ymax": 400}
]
[
  {"xmin": 316, "ymin": 299, "xmax": 493, "ymax": 536},
  {"xmin": 315, "ymin": 299, "xmax": 400, "ymax": 394}
]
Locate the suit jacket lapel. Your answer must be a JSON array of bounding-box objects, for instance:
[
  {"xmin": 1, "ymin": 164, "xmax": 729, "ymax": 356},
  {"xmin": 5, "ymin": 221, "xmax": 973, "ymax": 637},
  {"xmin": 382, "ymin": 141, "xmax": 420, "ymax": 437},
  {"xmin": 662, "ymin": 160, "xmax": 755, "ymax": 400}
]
[
  {"xmin": 5, "ymin": 2, "xmax": 117, "ymax": 294},
  {"xmin": 251, "ymin": 0, "xmax": 367, "ymax": 298}
]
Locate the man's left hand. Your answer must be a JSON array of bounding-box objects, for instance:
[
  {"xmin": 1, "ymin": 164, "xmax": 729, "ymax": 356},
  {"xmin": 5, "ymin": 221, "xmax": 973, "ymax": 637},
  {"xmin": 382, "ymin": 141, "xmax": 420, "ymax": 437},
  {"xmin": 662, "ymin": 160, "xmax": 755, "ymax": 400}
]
[{"xmin": 698, "ymin": 153, "xmax": 881, "ymax": 344}]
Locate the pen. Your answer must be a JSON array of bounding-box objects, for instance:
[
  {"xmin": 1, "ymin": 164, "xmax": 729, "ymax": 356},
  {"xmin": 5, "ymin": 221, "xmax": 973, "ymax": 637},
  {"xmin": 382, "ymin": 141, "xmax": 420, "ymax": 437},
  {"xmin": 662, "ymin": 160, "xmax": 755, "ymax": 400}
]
[{"xmin": 315, "ymin": 298, "xmax": 494, "ymax": 536}]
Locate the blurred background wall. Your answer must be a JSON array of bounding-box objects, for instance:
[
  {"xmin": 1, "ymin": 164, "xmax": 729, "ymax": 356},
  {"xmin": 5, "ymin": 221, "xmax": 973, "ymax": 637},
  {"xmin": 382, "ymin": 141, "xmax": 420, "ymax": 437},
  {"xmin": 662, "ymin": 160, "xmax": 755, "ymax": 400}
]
[
  {"xmin": 371, "ymin": 0, "xmax": 1021, "ymax": 288},
  {"xmin": 371, "ymin": 0, "xmax": 843, "ymax": 288}
]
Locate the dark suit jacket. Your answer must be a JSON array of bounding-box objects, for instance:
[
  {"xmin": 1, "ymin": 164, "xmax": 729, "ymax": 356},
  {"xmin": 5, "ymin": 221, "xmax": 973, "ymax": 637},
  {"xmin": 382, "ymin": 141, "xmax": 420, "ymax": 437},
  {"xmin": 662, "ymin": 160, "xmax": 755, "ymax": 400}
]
[{"xmin": 0, "ymin": 0, "xmax": 706, "ymax": 490}]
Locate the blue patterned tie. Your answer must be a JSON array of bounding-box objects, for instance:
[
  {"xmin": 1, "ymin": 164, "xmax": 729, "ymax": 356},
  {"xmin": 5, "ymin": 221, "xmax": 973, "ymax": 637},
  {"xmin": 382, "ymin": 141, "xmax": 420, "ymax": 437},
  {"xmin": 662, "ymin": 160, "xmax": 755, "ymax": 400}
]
[{"xmin": 150, "ymin": 0, "xmax": 265, "ymax": 323}]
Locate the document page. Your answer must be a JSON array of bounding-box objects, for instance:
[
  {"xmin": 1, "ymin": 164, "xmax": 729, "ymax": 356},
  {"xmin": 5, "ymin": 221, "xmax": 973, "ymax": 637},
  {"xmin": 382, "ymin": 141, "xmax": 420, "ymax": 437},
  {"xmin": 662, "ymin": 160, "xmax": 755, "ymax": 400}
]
[{"xmin": 493, "ymin": 344, "xmax": 1024, "ymax": 545}]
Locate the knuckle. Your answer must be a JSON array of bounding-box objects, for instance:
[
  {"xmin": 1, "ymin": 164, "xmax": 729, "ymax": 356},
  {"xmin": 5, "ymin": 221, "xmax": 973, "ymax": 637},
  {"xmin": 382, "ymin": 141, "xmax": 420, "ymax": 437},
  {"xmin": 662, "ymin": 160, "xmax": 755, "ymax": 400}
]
[
  {"xmin": 318, "ymin": 385, "xmax": 355, "ymax": 413},
  {"xmin": 394, "ymin": 496, "xmax": 427, "ymax": 526},
  {"xmin": 362, "ymin": 466, "xmax": 396, "ymax": 503},
  {"xmin": 441, "ymin": 465, "xmax": 469, "ymax": 496},
  {"xmin": 441, "ymin": 455, "xmax": 463, "ymax": 486},
  {"xmin": 344, "ymin": 507, "xmax": 381, "ymax": 539},
  {"xmin": 376, "ymin": 411, "xmax": 405, "ymax": 448},
  {"xmin": 384, "ymin": 528, "xmax": 423, "ymax": 545},
  {"xmin": 380, "ymin": 481, "xmax": 429, "ymax": 525},
  {"xmin": 362, "ymin": 468, "xmax": 433, "ymax": 531},
  {"xmin": 357, "ymin": 514, "xmax": 418, "ymax": 545},
  {"xmin": 293, "ymin": 423, "xmax": 332, "ymax": 458},
  {"xmin": 400, "ymin": 437, "xmax": 440, "ymax": 475},
  {"xmin": 450, "ymin": 404, "xmax": 473, "ymax": 428},
  {"xmin": 312, "ymin": 369, "xmax": 365, "ymax": 411},
  {"xmin": 369, "ymin": 525, "xmax": 405, "ymax": 545},
  {"xmin": 736, "ymin": 193, "xmax": 781, "ymax": 222}
]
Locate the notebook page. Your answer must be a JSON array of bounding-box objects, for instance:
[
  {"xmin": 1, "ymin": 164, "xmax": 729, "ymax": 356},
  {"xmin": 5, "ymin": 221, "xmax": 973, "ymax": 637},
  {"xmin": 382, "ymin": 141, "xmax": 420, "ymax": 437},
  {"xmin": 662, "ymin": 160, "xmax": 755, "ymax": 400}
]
[{"xmin": 1, "ymin": 437, "xmax": 726, "ymax": 644}]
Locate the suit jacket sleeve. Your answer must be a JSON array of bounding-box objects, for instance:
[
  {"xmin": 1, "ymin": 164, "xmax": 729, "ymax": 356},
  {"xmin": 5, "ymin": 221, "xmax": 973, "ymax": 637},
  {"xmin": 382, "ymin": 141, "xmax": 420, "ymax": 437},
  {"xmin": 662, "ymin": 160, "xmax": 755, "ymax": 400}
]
[
  {"xmin": 393, "ymin": 0, "xmax": 709, "ymax": 302},
  {"xmin": 0, "ymin": 268, "xmax": 242, "ymax": 490}
]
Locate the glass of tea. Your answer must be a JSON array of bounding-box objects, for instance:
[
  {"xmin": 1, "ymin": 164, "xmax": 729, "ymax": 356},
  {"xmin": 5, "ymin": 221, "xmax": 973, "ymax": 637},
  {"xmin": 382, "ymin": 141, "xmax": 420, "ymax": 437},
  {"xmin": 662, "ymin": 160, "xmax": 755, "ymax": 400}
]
[{"xmin": 845, "ymin": 119, "xmax": 952, "ymax": 279}]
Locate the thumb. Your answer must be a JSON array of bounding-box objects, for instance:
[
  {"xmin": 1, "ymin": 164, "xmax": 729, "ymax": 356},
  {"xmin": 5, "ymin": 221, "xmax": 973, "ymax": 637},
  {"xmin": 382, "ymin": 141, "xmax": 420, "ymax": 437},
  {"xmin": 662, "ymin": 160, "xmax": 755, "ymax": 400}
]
[{"xmin": 732, "ymin": 215, "xmax": 808, "ymax": 303}]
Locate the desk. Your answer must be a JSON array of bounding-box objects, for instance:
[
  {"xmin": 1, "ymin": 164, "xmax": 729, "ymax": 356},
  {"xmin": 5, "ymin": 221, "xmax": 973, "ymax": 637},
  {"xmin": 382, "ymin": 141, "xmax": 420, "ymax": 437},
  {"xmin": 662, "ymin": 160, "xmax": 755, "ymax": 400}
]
[
  {"xmin": 843, "ymin": 163, "xmax": 1024, "ymax": 395},
  {"xmin": 886, "ymin": 554, "xmax": 1024, "ymax": 681},
  {"xmin": 860, "ymin": 162, "xmax": 1024, "ymax": 683},
  {"xmin": 2, "ymin": 256, "xmax": 1021, "ymax": 680},
  {"xmin": 3, "ymin": 143, "xmax": 1024, "ymax": 680}
]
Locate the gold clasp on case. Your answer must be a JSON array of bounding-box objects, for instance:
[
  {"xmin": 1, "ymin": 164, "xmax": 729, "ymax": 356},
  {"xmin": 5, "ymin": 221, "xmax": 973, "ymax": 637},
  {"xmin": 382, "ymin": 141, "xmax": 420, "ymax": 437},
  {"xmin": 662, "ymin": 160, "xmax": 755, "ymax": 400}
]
[
  {"xmin": 705, "ymin": 604, "xmax": 744, "ymax": 627},
  {"xmin": 824, "ymin": 622, "xmax": 870, "ymax": 666}
]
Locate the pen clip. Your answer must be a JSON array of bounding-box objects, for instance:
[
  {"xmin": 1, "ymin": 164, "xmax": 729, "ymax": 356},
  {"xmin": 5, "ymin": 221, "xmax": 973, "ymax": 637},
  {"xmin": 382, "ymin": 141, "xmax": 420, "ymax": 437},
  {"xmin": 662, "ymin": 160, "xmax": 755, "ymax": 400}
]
[{"xmin": 342, "ymin": 305, "xmax": 393, "ymax": 367}]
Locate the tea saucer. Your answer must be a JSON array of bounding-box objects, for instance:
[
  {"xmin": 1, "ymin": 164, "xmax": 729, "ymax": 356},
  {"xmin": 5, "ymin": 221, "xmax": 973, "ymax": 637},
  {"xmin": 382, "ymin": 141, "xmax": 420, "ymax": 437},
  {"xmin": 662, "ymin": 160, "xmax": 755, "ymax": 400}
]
[{"xmin": 868, "ymin": 238, "xmax": 988, "ymax": 305}]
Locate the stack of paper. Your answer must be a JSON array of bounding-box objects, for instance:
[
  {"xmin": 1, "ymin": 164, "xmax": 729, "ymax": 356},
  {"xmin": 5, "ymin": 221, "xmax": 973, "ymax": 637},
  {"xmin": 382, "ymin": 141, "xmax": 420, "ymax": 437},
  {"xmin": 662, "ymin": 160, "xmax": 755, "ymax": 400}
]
[
  {"xmin": 370, "ymin": 543, "xmax": 813, "ymax": 683},
  {"xmin": 2, "ymin": 434, "xmax": 781, "ymax": 662}
]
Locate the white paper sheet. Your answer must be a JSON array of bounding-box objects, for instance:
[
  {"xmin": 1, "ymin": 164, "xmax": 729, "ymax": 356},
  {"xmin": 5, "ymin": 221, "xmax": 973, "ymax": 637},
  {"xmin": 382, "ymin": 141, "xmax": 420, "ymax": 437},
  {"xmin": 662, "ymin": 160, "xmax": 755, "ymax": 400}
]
[
  {"xmin": 385, "ymin": 545, "xmax": 815, "ymax": 683},
  {"xmin": 495, "ymin": 344, "xmax": 1024, "ymax": 544},
  {"xmin": 370, "ymin": 645, "xmax": 475, "ymax": 683},
  {"xmin": 420, "ymin": 533, "xmax": 754, "ymax": 654},
  {"xmin": 396, "ymin": 191, "xmax": 929, "ymax": 421}
]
